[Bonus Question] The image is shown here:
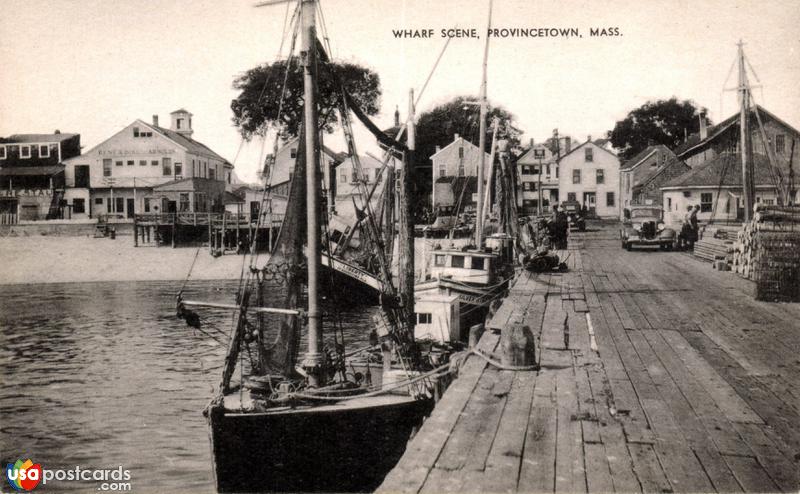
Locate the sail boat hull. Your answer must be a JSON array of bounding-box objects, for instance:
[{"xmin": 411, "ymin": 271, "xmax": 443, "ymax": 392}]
[{"xmin": 208, "ymin": 394, "xmax": 433, "ymax": 493}]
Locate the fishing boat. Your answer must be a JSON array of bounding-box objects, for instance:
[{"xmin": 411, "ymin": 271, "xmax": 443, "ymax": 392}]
[{"xmin": 176, "ymin": 1, "xmax": 445, "ymax": 491}]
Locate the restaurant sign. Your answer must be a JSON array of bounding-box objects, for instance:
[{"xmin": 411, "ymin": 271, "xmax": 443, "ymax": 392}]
[
  {"xmin": 0, "ymin": 189, "xmax": 53, "ymax": 198},
  {"xmin": 98, "ymin": 148, "xmax": 176, "ymax": 156}
]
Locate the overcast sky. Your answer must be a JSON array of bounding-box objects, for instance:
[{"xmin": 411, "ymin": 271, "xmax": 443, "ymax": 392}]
[{"xmin": 1, "ymin": 0, "xmax": 798, "ymax": 181}]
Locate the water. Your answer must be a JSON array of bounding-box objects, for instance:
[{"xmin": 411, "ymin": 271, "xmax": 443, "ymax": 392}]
[{"xmin": 0, "ymin": 280, "xmax": 376, "ymax": 493}]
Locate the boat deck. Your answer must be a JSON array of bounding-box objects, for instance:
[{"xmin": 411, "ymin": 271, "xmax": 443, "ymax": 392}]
[{"xmin": 378, "ymin": 224, "xmax": 800, "ymax": 493}]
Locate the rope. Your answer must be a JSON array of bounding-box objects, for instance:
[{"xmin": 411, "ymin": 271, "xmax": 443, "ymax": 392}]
[
  {"xmin": 469, "ymin": 347, "xmax": 539, "ymax": 371},
  {"xmin": 177, "ymin": 246, "xmax": 202, "ymax": 296}
]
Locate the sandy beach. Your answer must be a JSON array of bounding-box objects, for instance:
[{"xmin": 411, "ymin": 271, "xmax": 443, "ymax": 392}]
[{"xmin": 0, "ymin": 234, "xmax": 249, "ymax": 285}]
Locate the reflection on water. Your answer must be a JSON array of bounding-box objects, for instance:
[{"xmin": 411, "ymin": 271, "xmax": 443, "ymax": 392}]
[{"xmin": 0, "ymin": 280, "xmax": 375, "ymax": 492}]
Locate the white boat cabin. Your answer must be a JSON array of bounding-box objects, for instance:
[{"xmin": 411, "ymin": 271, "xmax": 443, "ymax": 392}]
[
  {"xmin": 414, "ymin": 290, "xmax": 461, "ymax": 343},
  {"xmin": 427, "ymin": 248, "xmax": 499, "ymax": 286}
]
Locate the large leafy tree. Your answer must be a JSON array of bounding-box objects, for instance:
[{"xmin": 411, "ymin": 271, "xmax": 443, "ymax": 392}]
[
  {"xmin": 412, "ymin": 96, "xmax": 522, "ymax": 218},
  {"xmin": 231, "ymin": 60, "xmax": 382, "ymax": 140},
  {"xmin": 608, "ymin": 98, "xmax": 710, "ymax": 160}
]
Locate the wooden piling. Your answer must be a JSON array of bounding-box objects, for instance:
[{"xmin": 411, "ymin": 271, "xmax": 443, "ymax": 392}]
[
  {"xmin": 501, "ymin": 324, "xmax": 536, "ymax": 367},
  {"xmin": 469, "ymin": 323, "xmax": 485, "ymax": 348}
]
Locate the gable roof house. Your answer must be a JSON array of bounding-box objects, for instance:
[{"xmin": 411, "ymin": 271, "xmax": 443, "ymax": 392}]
[
  {"xmin": 62, "ymin": 109, "xmax": 233, "ymax": 220},
  {"xmin": 557, "ymin": 139, "xmax": 621, "ymax": 219},
  {"xmin": 430, "ymin": 134, "xmax": 491, "ymax": 213},
  {"xmin": 619, "ymin": 144, "xmax": 690, "ymax": 219}
]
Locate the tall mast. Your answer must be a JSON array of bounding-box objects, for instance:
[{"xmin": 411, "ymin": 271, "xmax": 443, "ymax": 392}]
[
  {"xmin": 475, "ymin": 0, "xmax": 493, "ymax": 248},
  {"xmin": 300, "ymin": 0, "xmax": 324, "ymax": 387},
  {"xmin": 400, "ymin": 89, "xmax": 416, "ymax": 330},
  {"xmin": 738, "ymin": 40, "xmax": 755, "ymax": 222}
]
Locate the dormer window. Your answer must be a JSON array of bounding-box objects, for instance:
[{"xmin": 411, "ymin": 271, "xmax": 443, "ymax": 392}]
[
  {"xmin": 39, "ymin": 145, "xmax": 50, "ymax": 158},
  {"xmin": 20, "ymin": 145, "xmax": 31, "ymax": 159},
  {"xmin": 0, "ymin": 145, "xmax": 5, "ymax": 159}
]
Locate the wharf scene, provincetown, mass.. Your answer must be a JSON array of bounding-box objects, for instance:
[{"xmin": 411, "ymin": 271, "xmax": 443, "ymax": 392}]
[{"xmin": 1, "ymin": 1, "xmax": 798, "ymax": 493}]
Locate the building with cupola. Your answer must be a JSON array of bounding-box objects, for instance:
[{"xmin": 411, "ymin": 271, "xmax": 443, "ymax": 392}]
[{"xmin": 63, "ymin": 109, "xmax": 234, "ymax": 220}]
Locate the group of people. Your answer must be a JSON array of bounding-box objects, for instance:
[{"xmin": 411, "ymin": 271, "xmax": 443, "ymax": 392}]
[{"xmin": 677, "ymin": 204, "xmax": 701, "ymax": 250}]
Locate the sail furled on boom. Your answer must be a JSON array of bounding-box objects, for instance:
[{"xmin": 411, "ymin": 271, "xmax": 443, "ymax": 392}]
[{"xmin": 256, "ymin": 125, "xmax": 310, "ymax": 377}]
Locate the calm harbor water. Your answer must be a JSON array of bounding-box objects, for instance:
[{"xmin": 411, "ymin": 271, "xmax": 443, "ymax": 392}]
[{"xmin": 0, "ymin": 280, "xmax": 376, "ymax": 493}]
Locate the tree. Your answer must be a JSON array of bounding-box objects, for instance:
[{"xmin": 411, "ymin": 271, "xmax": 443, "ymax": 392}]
[
  {"xmin": 608, "ymin": 98, "xmax": 710, "ymax": 160},
  {"xmin": 231, "ymin": 60, "xmax": 382, "ymax": 140},
  {"xmin": 412, "ymin": 96, "xmax": 523, "ymax": 218}
]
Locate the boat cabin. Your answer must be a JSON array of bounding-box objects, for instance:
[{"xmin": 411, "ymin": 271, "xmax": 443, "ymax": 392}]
[
  {"xmin": 428, "ymin": 248, "xmax": 499, "ymax": 286},
  {"xmin": 414, "ymin": 290, "xmax": 461, "ymax": 343}
]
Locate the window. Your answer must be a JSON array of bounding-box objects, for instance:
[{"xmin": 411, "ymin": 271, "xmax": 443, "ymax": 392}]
[
  {"xmin": 434, "ymin": 254, "xmax": 446, "ymax": 267},
  {"xmin": 471, "ymin": 257, "xmax": 485, "ymax": 270},
  {"xmin": 175, "ymin": 162, "xmax": 183, "ymax": 177},
  {"xmin": 151, "ymin": 160, "xmax": 158, "ymax": 166},
  {"xmin": 139, "ymin": 160, "xmax": 146, "ymax": 166},
  {"xmin": 72, "ymin": 199, "xmax": 85, "ymax": 214},
  {"xmin": 162, "ymin": 157, "xmax": 172, "ymax": 176},
  {"xmin": 133, "ymin": 127, "xmax": 140, "ymax": 137},
  {"xmin": 572, "ymin": 169, "xmax": 581, "ymax": 184},
  {"xmin": 416, "ymin": 313, "xmax": 432, "ymax": 325},
  {"xmin": 457, "ymin": 163, "xmax": 465, "ymax": 177},
  {"xmin": 340, "ymin": 171, "xmax": 347, "ymax": 183},
  {"xmin": 351, "ymin": 168, "xmax": 358, "ymax": 183},
  {"xmin": 567, "ymin": 192, "xmax": 576, "ymax": 202},
  {"xmin": 176, "ymin": 118, "xmax": 183, "ymax": 129},
  {"xmin": 521, "ymin": 165, "xmax": 533, "ymax": 175},
  {"xmin": 208, "ymin": 166, "xmax": 214, "ymax": 180},
  {"xmin": 522, "ymin": 182, "xmax": 534, "ymax": 191},
  {"xmin": 626, "ymin": 174, "xmax": 631, "ymax": 192},
  {"xmin": 94, "ymin": 197, "xmax": 104, "ymax": 205},
  {"xmin": 290, "ymin": 148, "xmax": 297, "ymax": 159},
  {"xmin": 0, "ymin": 145, "xmax": 5, "ymax": 159},
  {"xmin": 700, "ymin": 192, "xmax": 713, "ymax": 212},
  {"xmin": 107, "ymin": 198, "xmax": 112, "ymax": 213},
  {"xmin": 458, "ymin": 147, "xmax": 464, "ymax": 158},
  {"xmin": 115, "ymin": 197, "xmax": 124, "ymax": 214},
  {"xmin": 115, "ymin": 160, "xmax": 123, "ymax": 167},
  {"xmin": 179, "ymin": 193, "xmax": 190, "ymax": 212},
  {"xmin": 451, "ymin": 255, "xmax": 465, "ymax": 268},
  {"xmin": 438, "ymin": 164, "xmax": 446, "ymax": 178},
  {"xmin": 144, "ymin": 198, "xmax": 150, "ymax": 213},
  {"xmin": 39, "ymin": 145, "xmax": 50, "ymax": 158},
  {"xmin": 683, "ymin": 191, "xmax": 691, "ymax": 198},
  {"xmin": 763, "ymin": 198, "xmax": 775, "ymax": 206},
  {"xmin": 127, "ymin": 160, "xmax": 134, "ymax": 166},
  {"xmin": 103, "ymin": 159, "xmax": 112, "ymax": 177},
  {"xmin": 606, "ymin": 192, "xmax": 615, "ymax": 207},
  {"xmin": 75, "ymin": 165, "xmax": 90, "ymax": 188},
  {"xmin": 775, "ymin": 134, "xmax": 785, "ymax": 154},
  {"xmin": 667, "ymin": 197, "xmax": 672, "ymax": 210},
  {"xmin": 20, "ymin": 145, "xmax": 31, "ymax": 159},
  {"xmin": 596, "ymin": 169, "xmax": 605, "ymax": 184},
  {"xmin": 585, "ymin": 148, "xmax": 593, "ymax": 162}
]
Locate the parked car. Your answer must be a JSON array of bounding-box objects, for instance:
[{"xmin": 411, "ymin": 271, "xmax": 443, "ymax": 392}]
[
  {"xmin": 561, "ymin": 201, "xmax": 586, "ymax": 231},
  {"xmin": 620, "ymin": 206, "xmax": 676, "ymax": 251}
]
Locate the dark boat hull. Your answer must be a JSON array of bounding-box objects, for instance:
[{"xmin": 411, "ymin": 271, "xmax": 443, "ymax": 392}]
[{"xmin": 208, "ymin": 395, "xmax": 433, "ymax": 492}]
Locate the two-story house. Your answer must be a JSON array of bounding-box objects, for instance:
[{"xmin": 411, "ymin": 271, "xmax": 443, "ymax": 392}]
[
  {"xmin": 558, "ymin": 139, "xmax": 621, "ymax": 219},
  {"xmin": 516, "ymin": 140, "xmax": 560, "ymax": 214},
  {"xmin": 0, "ymin": 132, "xmax": 81, "ymax": 222},
  {"xmin": 619, "ymin": 145, "xmax": 690, "ymax": 219},
  {"xmin": 662, "ymin": 106, "xmax": 800, "ymax": 223},
  {"xmin": 63, "ymin": 109, "xmax": 233, "ymax": 220},
  {"xmin": 430, "ymin": 134, "xmax": 491, "ymax": 215}
]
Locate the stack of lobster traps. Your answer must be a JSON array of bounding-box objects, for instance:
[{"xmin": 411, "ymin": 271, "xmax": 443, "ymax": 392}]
[{"xmin": 732, "ymin": 204, "xmax": 800, "ymax": 302}]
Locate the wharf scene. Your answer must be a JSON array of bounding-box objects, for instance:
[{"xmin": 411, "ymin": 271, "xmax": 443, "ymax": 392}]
[{"xmin": 1, "ymin": 1, "xmax": 799, "ymax": 493}]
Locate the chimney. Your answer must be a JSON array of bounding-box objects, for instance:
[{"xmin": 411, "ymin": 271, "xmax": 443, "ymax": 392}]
[
  {"xmin": 699, "ymin": 114, "xmax": 707, "ymax": 140},
  {"xmin": 529, "ymin": 137, "xmax": 534, "ymax": 148},
  {"xmin": 587, "ymin": 134, "xmax": 592, "ymax": 142},
  {"xmin": 565, "ymin": 136, "xmax": 572, "ymax": 154},
  {"xmin": 435, "ymin": 145, "xmax": 442, "ymax": 153},
  {"xmin": 394, "ymin": 106, "xmax": 400, "ymax": 127},
  {"xmin": 152, "ymin": 115, "xmax": 159, "ymax": 127},
  {"xmin": 454, "ymin": 133, "xmax": 460, "ymax": 142}
]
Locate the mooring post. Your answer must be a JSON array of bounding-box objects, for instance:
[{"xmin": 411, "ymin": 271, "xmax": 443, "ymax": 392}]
[
  {"xmin": 501, "ymin": 324, "xmax": 536, "ymax": 367},
  {"xmin": 469, "ymin": 323, "xmax": 485, "ymax": 348},
  {"xmin": 133, "ymin": 216, "xmax": 138, "ymax": 247}
]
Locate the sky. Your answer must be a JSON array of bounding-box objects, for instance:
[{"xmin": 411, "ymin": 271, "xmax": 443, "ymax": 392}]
[{"xmin": 1, "ymin": 0, "xmax": 799, "ymax": 182}]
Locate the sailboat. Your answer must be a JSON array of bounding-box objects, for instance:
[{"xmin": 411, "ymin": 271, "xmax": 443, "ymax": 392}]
[{"xmin": 177, "ymin": 1, "xmax": 443, "ymax": 491}]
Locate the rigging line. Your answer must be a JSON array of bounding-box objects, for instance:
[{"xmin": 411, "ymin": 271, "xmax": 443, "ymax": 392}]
[{"xmin": 177, "ymin": 245, "xmax": 202, "ymax": 296}]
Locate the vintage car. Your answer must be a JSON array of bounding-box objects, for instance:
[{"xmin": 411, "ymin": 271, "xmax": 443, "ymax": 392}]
[
  {"xmin": 620, "ymin": 206, "xmax": 676, "ymax": 251},
  {"xmin": 561, "ymin": 201, "xmax": 586, "ymax": 231}
]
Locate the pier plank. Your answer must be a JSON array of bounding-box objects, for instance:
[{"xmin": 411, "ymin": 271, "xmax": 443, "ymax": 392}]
[{"xmin": 628, "ymin": 443, "xmax": 671, "ymax": 493}]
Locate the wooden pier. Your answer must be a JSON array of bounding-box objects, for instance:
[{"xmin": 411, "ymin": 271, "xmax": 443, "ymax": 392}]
[
  {"xmin": 132, "ymin": 212, "xmax": 282, "ymax": 252},
  {"xmin": 379, "ymin": 223, "xmax": 800, "ymax": 493}
]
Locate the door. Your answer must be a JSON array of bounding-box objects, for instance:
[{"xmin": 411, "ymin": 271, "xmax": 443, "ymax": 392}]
[
  {"xmin": 75, "ymin": 165, "xmax": 90, "ymax": 188},
  {"xmin": 126, "ymin": 198, "xmax": 134, "ymax": 218},
  {"xmin": 115, "ymin": 197, "xmax": 124, "ymax": 216},
  {"xmin": 583, "ymin": 192, "xmax": 596, "ymax": 216}
]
